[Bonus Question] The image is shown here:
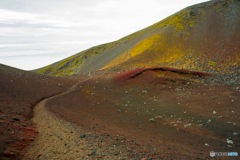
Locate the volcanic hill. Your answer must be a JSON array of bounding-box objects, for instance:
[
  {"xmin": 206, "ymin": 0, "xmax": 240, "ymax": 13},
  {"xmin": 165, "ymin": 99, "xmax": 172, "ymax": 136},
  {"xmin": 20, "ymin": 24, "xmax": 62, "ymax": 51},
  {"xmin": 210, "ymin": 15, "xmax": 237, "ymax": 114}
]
[
  {"xmin": 1, "ymin": 0, "xmax": 240, "ymax": 159},
  {"xmin": 35, "ymin": 0, "xmax": 240, "ymax": 78}
]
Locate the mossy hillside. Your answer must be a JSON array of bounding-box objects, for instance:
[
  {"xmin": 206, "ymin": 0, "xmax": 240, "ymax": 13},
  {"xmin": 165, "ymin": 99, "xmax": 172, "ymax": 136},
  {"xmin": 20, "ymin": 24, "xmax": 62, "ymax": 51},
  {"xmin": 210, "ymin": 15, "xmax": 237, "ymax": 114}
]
[
  {"xmin": 103, "ymin": 0, "xmax": 240, "ymax": 74},
  {"xmin": 35, "ymin": 3, "xmax": 201, "ymax": 76},
  {"xmin": 35, "ymin": 0, "xmax": 240, "ymax": 76},
  {"xmin": 35, "ymin": 43, "xmax": 108, "ymax": 76}
]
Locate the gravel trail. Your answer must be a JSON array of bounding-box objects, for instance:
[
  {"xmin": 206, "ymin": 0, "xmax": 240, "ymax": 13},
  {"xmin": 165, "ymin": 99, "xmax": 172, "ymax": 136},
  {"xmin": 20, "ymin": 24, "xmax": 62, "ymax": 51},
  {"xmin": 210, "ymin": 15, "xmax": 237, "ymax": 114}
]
[{"xmin": 23, "ymin": 78, "xmax": 92, "ymax": 160}]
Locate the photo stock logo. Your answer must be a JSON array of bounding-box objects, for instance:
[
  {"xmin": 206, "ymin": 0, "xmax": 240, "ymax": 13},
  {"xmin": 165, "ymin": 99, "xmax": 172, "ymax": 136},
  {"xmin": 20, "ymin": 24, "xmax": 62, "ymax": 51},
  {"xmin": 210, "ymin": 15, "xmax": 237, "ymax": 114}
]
[
  {"xmin": 210, "ymin": 151, "xmax": 215, "ymax": 157},
  {"xmin": 210, "ymin": 151, "xmax": 238, "ymax": 157}
]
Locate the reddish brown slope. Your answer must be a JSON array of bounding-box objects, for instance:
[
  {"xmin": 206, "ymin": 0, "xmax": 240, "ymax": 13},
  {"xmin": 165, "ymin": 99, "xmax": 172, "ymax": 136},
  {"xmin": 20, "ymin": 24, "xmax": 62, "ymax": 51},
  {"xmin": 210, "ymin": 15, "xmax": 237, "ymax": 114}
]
[
  {"xmin": 0, "ymin": 64, "xmax": 78, "ymax": 159},
  {"xmin": 44, "ymin": 71, "xmax": 240, "ymax": 159}
]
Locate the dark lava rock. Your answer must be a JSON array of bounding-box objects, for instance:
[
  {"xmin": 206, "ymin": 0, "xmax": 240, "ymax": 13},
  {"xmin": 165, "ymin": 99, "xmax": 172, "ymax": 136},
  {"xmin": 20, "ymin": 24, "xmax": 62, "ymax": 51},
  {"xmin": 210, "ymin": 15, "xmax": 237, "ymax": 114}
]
[
  {"xmin": 80, "ymin": 134, "xmax": 86, "ymax": 138},
  {"xmin": 12, "ymin": 117, "xmax": 20, "ymax": 121},
  {"xmin": 88, "ymin": 151, "xmax": 96, "ymax": 156}
]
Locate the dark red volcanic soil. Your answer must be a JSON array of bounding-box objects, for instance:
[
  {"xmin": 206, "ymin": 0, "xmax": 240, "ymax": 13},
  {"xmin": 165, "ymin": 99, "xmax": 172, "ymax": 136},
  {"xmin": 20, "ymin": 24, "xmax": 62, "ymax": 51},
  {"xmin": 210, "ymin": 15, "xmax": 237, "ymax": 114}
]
[
  {"xmin": 113, "ymin": 67, "xmax": 211, "ymax": 82},
  {"xmin": 45, "ymin": 68, "xmax": 240, "ymax": 159},
  {"xmin": 0, "ymin": 64, "xmax": 78, "ymax": 159},
  {"xmin": 1, "ymin": 63, "xmax": 239, "ymax": 159}
]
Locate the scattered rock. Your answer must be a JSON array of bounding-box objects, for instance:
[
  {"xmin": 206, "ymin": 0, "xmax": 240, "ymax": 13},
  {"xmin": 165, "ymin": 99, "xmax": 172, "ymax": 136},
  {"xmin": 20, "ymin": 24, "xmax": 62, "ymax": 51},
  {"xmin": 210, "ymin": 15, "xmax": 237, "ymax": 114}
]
[
  {"xmin": 213, "ymin": 111, "xmax": 217, "ymax": 114},
  {"xmin": 233, "ymin": 132, "xmax": 239, "ymax": 135},
  {"xmin": 80, "ymin": 134, "xmax": 86, "ymax": 138},
  {"xmin": 184, "ymin": 124, "xmax": 192, "ymax": 127},
  {"xmin": 149, "ymin": 118, "xmax": 155, "ymax": 122},
  {"xmin": 226, "ymin": 138, "xmax": 233, "ymax": 144},
  {"xmin": 3, "ymin": 150, "xmax": 15, "ymax": 157},
  {"xmin": 88, "ymin": 151, "xmax": 96, "ymax": 156},
  {"xmin": 205, "ymin": 143, "xmax": 210, "ymax": 146},
  {"xmin": 12, "ymin": 117, "xmax": 20, "ymax": 121}
]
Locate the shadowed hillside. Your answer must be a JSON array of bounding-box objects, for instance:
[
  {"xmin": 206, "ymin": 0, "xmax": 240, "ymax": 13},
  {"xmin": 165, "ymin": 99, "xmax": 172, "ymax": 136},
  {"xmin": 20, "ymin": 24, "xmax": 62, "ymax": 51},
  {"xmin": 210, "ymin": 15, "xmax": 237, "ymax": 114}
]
[
  {"xmin": 0, "ymin": 64, "xmax": 78, "ymax": 159},
  {"xmin": 35, "ymin": 0, "xmax": 239, "ymax": 77}
]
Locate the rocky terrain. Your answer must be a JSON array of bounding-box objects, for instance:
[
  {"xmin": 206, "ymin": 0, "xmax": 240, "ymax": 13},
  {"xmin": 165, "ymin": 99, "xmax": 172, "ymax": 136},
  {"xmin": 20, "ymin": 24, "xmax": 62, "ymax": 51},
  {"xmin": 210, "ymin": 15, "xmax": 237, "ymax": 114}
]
[{"xmin": 1, "ymin": 0, "xmax": 240, "ymax": 159}]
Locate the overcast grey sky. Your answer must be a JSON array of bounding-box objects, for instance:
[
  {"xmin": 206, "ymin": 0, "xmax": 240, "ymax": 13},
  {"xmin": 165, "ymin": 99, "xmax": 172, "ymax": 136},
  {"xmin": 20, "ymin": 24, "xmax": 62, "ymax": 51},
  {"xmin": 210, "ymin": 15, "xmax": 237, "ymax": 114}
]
[{"xmin": 0, "ymin": 0, "xmax": 208, "ymax": 70}]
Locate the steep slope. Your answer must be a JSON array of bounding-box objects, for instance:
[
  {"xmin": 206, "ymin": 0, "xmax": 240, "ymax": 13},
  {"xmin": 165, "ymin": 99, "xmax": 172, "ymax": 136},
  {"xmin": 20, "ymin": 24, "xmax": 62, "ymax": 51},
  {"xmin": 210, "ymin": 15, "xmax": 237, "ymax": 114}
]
[{"xmin": 35, "ymin": 0, "xmax": 240, "ymax": 76}]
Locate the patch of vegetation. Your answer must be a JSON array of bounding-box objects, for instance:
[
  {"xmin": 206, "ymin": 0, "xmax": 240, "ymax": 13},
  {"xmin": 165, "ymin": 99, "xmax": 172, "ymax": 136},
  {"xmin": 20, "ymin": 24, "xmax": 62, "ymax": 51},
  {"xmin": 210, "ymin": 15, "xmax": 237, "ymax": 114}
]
[
  {"xmin": 75, "ymin": 59, "xmax": 79, "ymax": 65},
  {"xmin": 208, "ymin": 61, "xmax": 217, "ymax": 66}
]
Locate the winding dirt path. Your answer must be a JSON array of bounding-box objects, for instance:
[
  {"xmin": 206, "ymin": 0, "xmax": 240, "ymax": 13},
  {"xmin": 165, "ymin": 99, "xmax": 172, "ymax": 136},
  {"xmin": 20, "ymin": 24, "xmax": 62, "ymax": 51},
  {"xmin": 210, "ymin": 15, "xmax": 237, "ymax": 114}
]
[{"xmin": 23, "ymin": 78, "xmax": 91, "ymax": 160}]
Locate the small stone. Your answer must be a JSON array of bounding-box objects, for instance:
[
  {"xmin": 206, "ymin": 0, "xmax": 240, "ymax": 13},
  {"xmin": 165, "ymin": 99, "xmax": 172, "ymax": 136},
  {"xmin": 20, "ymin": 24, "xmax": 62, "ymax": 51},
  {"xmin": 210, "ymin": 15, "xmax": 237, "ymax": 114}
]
[
  {"xmin": 3, "ymin": 150, "xmax": 15, "ymax": 157},
  {"xmin": 228, "ymin": 145, "xmax": 233, "ymax": 148},
  {"xmin": 226, "ymin": 138, "xmax": 233, "ymax": 144},
  {"xmin": 213, "ymin": 111, "xmax": 217, "ymax": 114},
  {"xmin": 12, "ymin": 117, "xmax": 20, "ymax": 121},
  {"xmin": 149, "ymin": 118, "xmax": 155, "ymax": 122},
  {"xmin": 205, "ymin": 143, "xmax": 210, "ymax": 146},
  {"xmin": 80, "ymin": 134, "xmax": 86, "ymax": 138},
  {"xmin": 233, "ymin": 132, "xmax": 239, "ymax": 135}
]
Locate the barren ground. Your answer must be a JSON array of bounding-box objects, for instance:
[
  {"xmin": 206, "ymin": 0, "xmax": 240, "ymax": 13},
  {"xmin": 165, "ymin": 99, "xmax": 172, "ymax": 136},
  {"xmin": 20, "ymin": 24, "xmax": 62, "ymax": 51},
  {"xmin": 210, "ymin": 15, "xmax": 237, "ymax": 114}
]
[{"xmin": 22, "ymin": 68, "xmax": 240, "ymax": 160}]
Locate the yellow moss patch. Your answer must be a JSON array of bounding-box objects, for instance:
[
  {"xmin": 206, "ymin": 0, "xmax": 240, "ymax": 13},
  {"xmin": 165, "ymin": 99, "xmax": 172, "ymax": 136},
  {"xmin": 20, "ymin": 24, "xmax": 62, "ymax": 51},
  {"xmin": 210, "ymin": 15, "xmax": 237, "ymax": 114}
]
[
  {"xmin": 208, "ymin": 61, "xmax": 217, "ymax": 66},
  {"xmin": 129, "ymin": 34, "xmax": 161, "ymax": 57}
]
